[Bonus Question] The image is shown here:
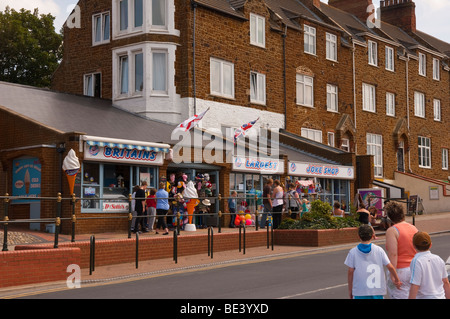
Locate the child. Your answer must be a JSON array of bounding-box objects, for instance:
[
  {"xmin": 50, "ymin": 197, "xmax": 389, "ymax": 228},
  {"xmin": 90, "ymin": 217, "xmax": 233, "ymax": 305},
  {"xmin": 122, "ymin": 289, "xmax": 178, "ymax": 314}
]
[
  {"xmin": 345, "ymin": 224, "xmax": 401, "ymax": 299},
  {"xmin": 408, "ymin": 232, "xmax": 450, "ymax": 299}
]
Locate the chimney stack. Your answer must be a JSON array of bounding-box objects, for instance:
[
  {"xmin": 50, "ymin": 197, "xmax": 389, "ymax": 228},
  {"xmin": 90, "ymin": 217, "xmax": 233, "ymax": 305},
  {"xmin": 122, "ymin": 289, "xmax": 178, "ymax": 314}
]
[
  {"xmin": 303, "ymin": 0, "xmax": 321, "ymax": 9},
  {"xmin": 327, "ymin": 0, "xmax": 373, "ymax": 22},
  {"xmin": 380, "ymin": 0, "xmax": 416, "ymax": 32}
]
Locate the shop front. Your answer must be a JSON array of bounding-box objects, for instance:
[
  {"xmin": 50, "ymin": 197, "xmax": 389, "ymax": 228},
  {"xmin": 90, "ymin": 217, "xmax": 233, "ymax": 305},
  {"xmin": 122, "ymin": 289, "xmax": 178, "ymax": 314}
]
[
  {"xmin": 79, "ymin": 136, "xmax": 170, "ymax": 217},
  {"xmin": 229, "ymin": 155, "xmax": 285, "ymax": 223},
  {"xmin": 287, "ymin": 160, "xmax": 355, "ymax": 212}
]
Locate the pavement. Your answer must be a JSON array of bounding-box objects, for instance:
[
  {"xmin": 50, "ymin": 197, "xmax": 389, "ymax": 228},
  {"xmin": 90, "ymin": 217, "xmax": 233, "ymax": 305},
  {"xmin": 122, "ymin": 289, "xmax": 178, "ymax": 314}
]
[{"xmin": 1, "ymin": 212, "xmax": 450, "ymax": 296}]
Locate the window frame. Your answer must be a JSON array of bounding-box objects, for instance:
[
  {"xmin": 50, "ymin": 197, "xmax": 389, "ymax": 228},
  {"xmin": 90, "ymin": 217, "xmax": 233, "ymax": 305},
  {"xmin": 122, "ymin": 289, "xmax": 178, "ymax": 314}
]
[
  {"xmin": 92, "ymin": 12, "xmax": 111, "ymax": 46},
  {"xmin": 433, "ymin": 58, "xmax": 440, "ymax": 80},
  {"xmin": 362, "ymin": 83, "xmax": 376, "ymax": 113},
  {"xmin": 210, "ymin": 57, "xmax": 235, "ymax": 99},
  {"xmin": 386, "ymin": 92, "xmax": 395, "ymax": 117},
  {"xmin": 414, "ymin": 91, "xmax": 425, "ymax": 118},
  {"xmin": 433, "ymin": 99, "xmax": 441, "ymax": 122},
  {"xmin": 250, "ymin": 71, "xmax": 266, "ymax": 105},
  {"xmin": 385, "ymin": 46, "xmax": 394, "ymax": 71},
  {"xmin": 327, "ymin": 132, "xmax": 335, "ymax": 147},
  {"xmin": 326, "ymin": 33, "xmax": 337, "ymax": 61},
  {"xmin": 367, "ymin": 133, "xmax": 383, "ymax": 177},
  {"xmin": 419, "ymin": 53, "xmax": 426, "ymax": 76},
  {"xmin": 442, "ymin": 149, "xmax": 449, "ymax": 170},
  {"xmin": 151, "ymin": 50, "xmax": 168, "ymax": 95},
  {"xmin": 304, "ymin": 25, "xmax": 316, "ymax": 55},
  {"xmin": 250, "ymin": 13, "xmax": 265, "ymax": 48},
  {"xmin": 326, "ymin": 84, "xmax": 338, "ymax": 112},
  {"xmin": 368, "ymin": 40, "xmax": 378, "ymax": 66},
  {"xmin": 296, "ymin": 74, "xmax": 314, "ymax": 108},
  {"xmin": 84, "ymin": 73, "xmax": 102, "ymax": 97},
  {"xmin": 301, "ymin": 128, "xmax": 322, "ymax": 143},
  {"xmin": 418, "ymin": 136, "xmax": 431, "ymax": 169}
]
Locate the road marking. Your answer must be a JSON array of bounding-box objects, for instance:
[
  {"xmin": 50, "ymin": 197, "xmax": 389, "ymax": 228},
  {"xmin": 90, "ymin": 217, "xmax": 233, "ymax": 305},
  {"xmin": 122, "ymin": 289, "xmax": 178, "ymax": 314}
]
[{"xmin": 278, "ymin": 283, "xmax": 347, "ymax": 299}]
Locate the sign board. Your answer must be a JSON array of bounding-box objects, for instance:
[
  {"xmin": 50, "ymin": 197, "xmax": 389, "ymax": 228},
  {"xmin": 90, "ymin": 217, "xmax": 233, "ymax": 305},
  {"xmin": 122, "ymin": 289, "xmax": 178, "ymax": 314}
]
[
  {"xmin": 288, "ymin": 161, "xmax": 354, "ymax": 180},
  {"xmin": 232, "ymin": 156, "xmax": 284, "ymax": 174},
  {"xmin": 357, "ymin": 188, "xmax": 384, "ymax": 217},
  {"xmin": 102, "ymin": 201, "xmax": 129, "ymax": 212},
  {"xmin": 429, "ymin": 186, "xmax": 439, "ymax": 200},
  {"xmin": 12, "ymin": 157, "xmax": 41, "ymax": 203},
  {"xmin": 84, "ymin": 144, "xmax": 164, "ymax": 165}
]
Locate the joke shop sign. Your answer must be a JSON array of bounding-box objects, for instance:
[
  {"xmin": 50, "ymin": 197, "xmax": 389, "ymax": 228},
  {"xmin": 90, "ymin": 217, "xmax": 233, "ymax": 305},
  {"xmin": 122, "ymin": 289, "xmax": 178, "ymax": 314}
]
[
  {"xmin": 232, "ymin": 156, "xmax": 284, "ymax": 174},
  {"xmin": 288, "ymin": 161, "xmax": 354, "ymax": 180},
  {"xmin": 12, "ymin": 157, "xmax": 41, "ymax": 202},
  {"xmin": 84, "ymin": 144, "xmax": 164, "ymax": 165}
]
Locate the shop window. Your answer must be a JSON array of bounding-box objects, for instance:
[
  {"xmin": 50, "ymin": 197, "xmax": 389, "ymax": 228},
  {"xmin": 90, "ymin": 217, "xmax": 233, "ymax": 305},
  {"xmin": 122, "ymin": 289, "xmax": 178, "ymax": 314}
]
[{"xmin": 81, "ymin": 162, "xmax": 157, "ymax": 212}]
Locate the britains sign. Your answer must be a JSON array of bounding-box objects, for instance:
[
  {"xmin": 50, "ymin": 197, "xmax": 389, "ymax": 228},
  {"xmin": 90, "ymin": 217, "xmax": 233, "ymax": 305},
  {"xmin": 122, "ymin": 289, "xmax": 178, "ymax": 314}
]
[
  {"xmin": 84, "ymin": 144, "xmax": 165, "ymax": 165},
  {"xmin": 288, "ymin": 161, "xmax": 354, "ymax": 180}
]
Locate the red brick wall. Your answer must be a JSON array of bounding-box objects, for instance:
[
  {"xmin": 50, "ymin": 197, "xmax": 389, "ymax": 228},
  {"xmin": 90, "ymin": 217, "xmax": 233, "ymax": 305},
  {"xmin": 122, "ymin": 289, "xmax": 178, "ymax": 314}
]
[{"xmin": 0, "ymin": 247, "xmax": 81, "ymax": 288}]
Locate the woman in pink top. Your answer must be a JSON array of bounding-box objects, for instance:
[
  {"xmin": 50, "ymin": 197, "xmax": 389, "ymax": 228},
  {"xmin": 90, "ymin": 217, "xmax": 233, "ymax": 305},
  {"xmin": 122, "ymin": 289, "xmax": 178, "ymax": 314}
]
[{"xmin": 385, "ymin": 201, "xmax": 418, "ymax": 299}]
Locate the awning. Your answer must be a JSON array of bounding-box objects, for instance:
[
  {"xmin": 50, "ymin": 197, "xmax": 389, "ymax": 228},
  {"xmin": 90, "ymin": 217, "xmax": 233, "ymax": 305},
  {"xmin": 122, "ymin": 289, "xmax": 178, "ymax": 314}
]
[
  {"xmin": 83, "ymin": 135, "xmax": 170, "ymax": 153},
  {"xmin": 296, "ymin": 180, "xmax": 313, "ymax": 187}
]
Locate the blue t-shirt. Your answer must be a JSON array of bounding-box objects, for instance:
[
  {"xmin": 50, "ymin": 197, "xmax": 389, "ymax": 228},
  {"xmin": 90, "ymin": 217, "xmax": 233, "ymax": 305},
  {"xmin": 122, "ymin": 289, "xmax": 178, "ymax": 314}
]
[{"xmin": 155, "ymin": 189, "xmax": 169, "ymax": 210}]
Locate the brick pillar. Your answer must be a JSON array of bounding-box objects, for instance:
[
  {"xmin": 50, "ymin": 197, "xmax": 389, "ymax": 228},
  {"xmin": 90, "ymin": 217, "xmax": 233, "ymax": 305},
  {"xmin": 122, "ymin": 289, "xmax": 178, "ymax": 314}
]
[{"xmin": 380, "ymin": 0, "xmax": 416, "ymax": 32}]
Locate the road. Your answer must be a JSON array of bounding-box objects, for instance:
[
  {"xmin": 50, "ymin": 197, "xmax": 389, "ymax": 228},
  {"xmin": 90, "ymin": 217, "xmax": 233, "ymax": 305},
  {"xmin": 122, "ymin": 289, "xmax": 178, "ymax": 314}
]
[{"xmin": 9, "ymin": 233, "xmax": 450, "ymax": 303}]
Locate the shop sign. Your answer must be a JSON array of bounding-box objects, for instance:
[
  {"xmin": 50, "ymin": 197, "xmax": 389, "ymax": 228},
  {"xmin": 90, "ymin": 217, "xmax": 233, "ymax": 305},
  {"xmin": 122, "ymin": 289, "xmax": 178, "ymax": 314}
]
[
  {"xmin": 12, "ymin": 157, "xmax": 41, "ymax": 203},
  {"xmin": 232, "ymin": 156, "xmax": 284, "ymax": 174},
  {"xmin": 102, "ymin": 201, "xmax": 129, "ymax": 212},
  {"xmin": 84, "ymin": 144, "xmax": 164, "ymax": 165},
  {"xmin": 288, "ymin": 161, "xmax": 354, "ymax": 180}
]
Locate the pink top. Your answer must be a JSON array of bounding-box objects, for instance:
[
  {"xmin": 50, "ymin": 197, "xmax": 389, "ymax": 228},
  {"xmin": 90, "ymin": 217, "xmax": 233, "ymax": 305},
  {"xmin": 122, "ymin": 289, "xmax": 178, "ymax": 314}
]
[{"xmin": 393, "ymin": 222, "xmax": 418, "ymax": 268}]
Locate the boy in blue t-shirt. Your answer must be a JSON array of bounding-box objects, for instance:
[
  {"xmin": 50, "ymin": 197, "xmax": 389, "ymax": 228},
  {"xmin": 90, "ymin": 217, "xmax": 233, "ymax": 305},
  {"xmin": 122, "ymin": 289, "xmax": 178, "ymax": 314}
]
[{"xmin": 345, "ymin": 225, "xmax": 401, "ymax": 299}]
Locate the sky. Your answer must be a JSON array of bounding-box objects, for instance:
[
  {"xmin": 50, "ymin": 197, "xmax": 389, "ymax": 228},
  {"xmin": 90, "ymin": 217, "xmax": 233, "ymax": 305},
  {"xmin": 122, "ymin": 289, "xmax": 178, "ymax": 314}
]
[{"xmin": 0, "ymin": 0, "xmax": 449, "ymax": 43}]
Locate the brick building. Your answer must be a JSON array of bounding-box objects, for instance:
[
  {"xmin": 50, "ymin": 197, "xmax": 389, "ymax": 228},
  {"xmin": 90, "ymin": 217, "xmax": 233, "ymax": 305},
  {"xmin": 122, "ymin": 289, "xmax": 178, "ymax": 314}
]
[{"xmin": 1, "ymin": 0, "xmax": 449, "ymax": 233}]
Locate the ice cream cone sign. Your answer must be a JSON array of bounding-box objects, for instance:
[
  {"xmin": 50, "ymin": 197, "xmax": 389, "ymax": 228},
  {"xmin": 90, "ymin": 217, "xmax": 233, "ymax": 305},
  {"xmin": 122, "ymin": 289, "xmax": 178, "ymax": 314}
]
[
  {"xmin": 62, "ymin": 149, "xmax": 80, "ymax": 195},
  {"xmin": 183, "ymin": 181, "xmax": 199, "ymax": 224}
]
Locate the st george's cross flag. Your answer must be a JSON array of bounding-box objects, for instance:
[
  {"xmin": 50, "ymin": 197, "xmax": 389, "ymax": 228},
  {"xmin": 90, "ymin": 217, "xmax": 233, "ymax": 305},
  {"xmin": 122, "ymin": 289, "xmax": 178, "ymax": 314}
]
[
  {"xmin": 234, "ymin": 118, "xmax": 259, "ymax": 144},
  {"xmin": 171, "ymin": 108, "xmax": 210, "ymax": 136}
]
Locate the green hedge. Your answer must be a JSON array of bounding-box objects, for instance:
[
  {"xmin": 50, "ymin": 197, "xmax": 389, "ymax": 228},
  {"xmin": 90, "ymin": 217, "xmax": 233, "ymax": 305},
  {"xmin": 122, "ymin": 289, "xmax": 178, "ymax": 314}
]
[{"xmin": 279, "ymin": 199, "xmax": 361, "ymax": 230}]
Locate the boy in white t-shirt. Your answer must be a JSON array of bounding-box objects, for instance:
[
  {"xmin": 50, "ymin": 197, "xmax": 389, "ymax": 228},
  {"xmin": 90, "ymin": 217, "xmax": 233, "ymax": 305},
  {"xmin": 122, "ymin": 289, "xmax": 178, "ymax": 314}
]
[
  {"xmin": 345, "ymin": 225, "xmax": 401, "ymax": 299},
  {"xmin": 408, "ymin": 232, "xmax": 450, "ymax": 299}
]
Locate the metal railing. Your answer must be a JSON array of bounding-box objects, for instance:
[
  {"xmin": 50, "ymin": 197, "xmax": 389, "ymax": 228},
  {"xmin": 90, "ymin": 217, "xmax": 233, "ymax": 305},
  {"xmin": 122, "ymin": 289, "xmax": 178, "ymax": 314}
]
[{"xmin": 1, "ymin": 193, "xmax": 279, "ymax": 271}]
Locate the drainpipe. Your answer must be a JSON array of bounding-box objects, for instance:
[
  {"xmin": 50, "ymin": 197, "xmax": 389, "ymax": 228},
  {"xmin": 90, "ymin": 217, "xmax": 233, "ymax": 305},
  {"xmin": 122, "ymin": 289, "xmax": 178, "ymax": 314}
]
[
  {"xmin": 191, "ymin": 0, "xmax": 197, "ymax": 115},
  {"xmin": 352, "ymin": 40, "xmax": 357, "ymax": 154},
  {"xmin": 283, "ymin": 24, "xmax": 287, "ymax": 130},
  {"xmin": 406, "ymin": 55, "xmax": 411, "ymax": 172}
]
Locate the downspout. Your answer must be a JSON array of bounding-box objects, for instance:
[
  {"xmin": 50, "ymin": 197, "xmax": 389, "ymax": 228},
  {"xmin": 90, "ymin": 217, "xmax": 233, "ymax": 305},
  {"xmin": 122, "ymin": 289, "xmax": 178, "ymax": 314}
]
[
  {"xmin": 191, "ymin": 0, "xmax": 197, "ymax": 115},
  {"xmin": 406, "ymin": 55, "xmax": 411, "ymax": 172},
  {"xmin": 283, "ymin": 24, "xmax": 287, "ymax": 130},
  {"xmin": 352, "ymin": 40, "xmax": 357, "ymax": 154}
]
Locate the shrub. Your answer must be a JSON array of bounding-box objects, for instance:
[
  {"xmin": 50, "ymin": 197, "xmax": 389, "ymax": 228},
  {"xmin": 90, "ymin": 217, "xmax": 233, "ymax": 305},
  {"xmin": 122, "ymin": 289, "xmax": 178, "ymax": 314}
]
[{"xmin": 279, "ymin": 199, "xmax": 361, "ymax": 230}]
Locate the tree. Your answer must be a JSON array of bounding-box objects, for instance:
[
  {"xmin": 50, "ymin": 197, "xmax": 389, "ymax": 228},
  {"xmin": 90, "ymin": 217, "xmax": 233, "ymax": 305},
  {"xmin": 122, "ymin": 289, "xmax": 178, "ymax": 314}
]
[{"xmin": 0, "ymin": 6, "xmax": 63, "ymax": 88}]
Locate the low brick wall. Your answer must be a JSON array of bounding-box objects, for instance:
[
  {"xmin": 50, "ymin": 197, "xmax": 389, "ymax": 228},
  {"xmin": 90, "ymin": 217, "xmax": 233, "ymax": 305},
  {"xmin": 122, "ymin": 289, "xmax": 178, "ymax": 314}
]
[
  {"xmin": 0, "ymin": 247, "xmax": 81, "ymax": 288},
  {"xmin": 3, "ymin": 228, "xmax": 359, "ymax": 288},
  {"xmin": 274, "ymin": 228, "xmax": 359, "ymax": 247}
]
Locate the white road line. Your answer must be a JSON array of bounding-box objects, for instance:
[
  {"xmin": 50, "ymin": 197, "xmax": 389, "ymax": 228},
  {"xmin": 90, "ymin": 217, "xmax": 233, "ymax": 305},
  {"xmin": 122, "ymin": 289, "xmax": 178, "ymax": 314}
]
[{"xmin": 278, "ymin": 283, "xmax": 347, "ymax": 299}]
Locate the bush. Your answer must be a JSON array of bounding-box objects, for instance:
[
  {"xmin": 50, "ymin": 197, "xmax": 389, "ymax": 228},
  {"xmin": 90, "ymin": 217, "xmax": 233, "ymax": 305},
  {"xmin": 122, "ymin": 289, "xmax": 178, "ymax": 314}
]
[{"xmin": 279, "ymin": 199, "xmax": 361, "ymax": 230}]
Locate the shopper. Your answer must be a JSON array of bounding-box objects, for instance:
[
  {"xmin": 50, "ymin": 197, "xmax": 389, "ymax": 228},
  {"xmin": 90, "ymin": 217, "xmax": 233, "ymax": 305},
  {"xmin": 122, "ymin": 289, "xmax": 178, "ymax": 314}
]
[
  {"xmin": 134, "ymin": 181, "xmax": 148, "ymax": 233},
  {"xmin": 155, "ymin": 182, "xmax": 169, "ymax": 235},
  {"xmin": 285, "ymin": 183, "xmax": 301, "ymax": 219},
  {"xmin": 228, "ymin": 190, "xmax": 237, "ymax": 228},
  {"xmin": 357, "ymin": 202, "xmax": 370, "ymax": 225},
  {"xmin": 385, "ymin": 201, "xmax": 418, "ymax": 299},
  {"xmin": 408, "ymin": 232, "xmax": 450, "ymax": 299},
  {"xmin": 271, "ymin": 179, "xmax": 284, "ymax": 229},
  {"xmin": 261, "ymin": 178, "xmax": 273, "ymax": 228},
  {"xmin": 332, "ymin": 201, "xmax": 345, "ymax": 217},
  {"xmin": 345, "ymin": 224, "xmax": 401, "ymax": 299},
  {"xmin": 146, "ymin": 188, "xmax": 157, "ymax": 232}
]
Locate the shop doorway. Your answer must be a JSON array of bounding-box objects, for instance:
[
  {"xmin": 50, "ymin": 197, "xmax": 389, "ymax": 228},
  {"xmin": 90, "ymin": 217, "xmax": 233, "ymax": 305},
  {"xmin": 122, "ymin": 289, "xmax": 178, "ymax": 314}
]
[{"xmin": 166, "ymin": 164, "xmax": 221, "ymax": 227}]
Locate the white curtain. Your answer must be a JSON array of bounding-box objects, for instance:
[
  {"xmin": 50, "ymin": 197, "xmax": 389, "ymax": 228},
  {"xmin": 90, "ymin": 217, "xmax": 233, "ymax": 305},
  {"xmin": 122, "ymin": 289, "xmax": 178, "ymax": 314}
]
[
  {"xmin": 152, "ymin": 52, "xmax": 166, "ymax": 92},
  {"xmin": 152, "ymin": 0, "xmax": 166, "ymax": 26},
  {"xmin": 120, "ymin": 56, "xmax": 129, "ymax": 94}
]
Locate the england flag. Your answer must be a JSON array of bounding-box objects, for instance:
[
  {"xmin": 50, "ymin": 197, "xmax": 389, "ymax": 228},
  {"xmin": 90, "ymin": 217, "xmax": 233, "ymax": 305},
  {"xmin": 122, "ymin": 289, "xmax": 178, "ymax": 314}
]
[{"xmin": 171, "ymin": 108, "xmax": 210, "ymax": 136}]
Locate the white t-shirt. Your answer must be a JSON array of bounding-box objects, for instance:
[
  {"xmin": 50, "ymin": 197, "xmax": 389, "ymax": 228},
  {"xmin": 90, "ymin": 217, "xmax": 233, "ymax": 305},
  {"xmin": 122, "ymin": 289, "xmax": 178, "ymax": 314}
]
[
  {"xmin": 344, "ymin": 244, "xmax": 391, "ymax": 297},
  {"xmin": 410, "ymin": 251, "xmax": 447, "ymax": 299}
]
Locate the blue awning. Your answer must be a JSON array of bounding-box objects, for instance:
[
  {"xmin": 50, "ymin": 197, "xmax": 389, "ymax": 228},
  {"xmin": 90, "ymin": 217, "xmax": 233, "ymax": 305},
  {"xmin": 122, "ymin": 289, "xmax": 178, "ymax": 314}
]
[{"xmin": 83, "ymin": 135, "xmax": 170, "ymax": 153}]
